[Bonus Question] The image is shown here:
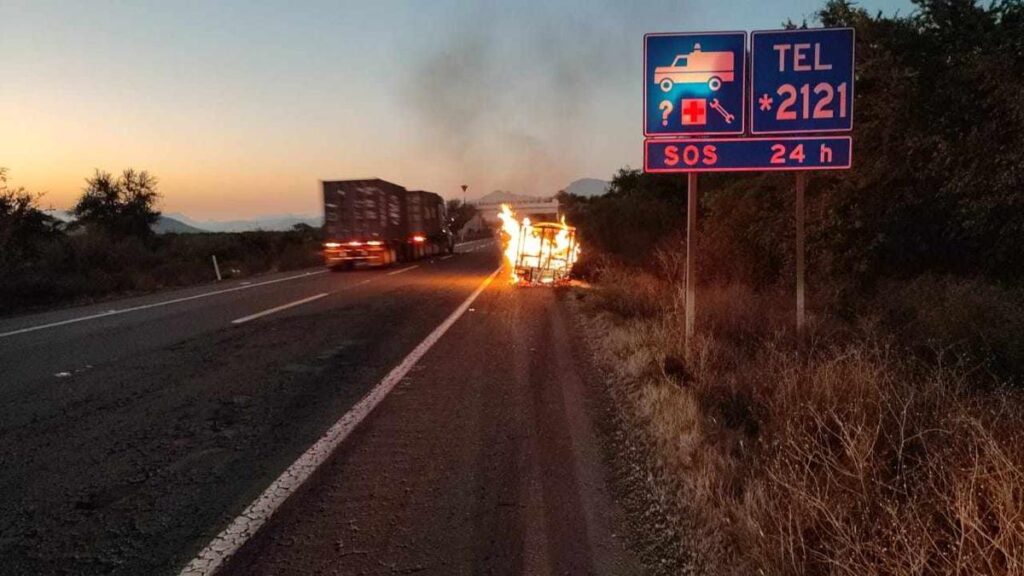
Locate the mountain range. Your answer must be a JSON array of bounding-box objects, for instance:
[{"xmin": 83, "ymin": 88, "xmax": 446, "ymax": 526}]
[
  {"xmin": 47, "ymin": 210, "xmax": 320, "ymax": 235},
  {"xmin": 163, "ymin": 213, "xmax": 322, "ymax": 233}
]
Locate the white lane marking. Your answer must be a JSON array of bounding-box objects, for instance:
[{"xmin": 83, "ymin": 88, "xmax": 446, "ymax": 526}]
[
  {"xmin": 454, "ymin": 238, "xmax": 492, "ymax": 248},
  {"xmin": 386, "ymin": 264, "xmax": 418, "ymax": 276},
  {"xmin": 0, "ymin": 270, "xmax": 328, "ymax": 339},
  {"xmin": 232, "ymin": 277, "xmax": 377, "ymax": 325},
  {"xmin": 179, "ymin": 266, "xmax": 501, "ymax": 576},
  {"xmin": 230, "ymin": 293, "xmax": 329, "ymax": 325},
  {"xmin": 439, "ymin": 254, "xmax": 453, "ymax": 261}
]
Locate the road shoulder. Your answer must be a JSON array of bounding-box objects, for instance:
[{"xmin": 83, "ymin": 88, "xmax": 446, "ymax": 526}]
[{"xmin": 563, "ymin": 288, "xmax": 696, "ymax": 576}]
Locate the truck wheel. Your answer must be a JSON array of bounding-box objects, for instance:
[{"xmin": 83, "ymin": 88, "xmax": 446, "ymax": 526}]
[
  {"xmin": 659, "ymin": 78, "xmax": 673, "ymax": 92},
  {"xmin": 708, "ymin": 76, "xmax": 722, "ymax": 91}
]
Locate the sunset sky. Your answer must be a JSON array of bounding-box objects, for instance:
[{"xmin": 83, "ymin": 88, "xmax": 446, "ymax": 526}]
[{"xmin": 1, "ymin": 0, "xmax": 911, "ymax": 220}]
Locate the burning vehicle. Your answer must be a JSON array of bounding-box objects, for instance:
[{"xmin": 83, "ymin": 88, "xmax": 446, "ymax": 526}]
[{"xmin": 498, "ymin": 204, "xmax": 580, "ymax": 285}]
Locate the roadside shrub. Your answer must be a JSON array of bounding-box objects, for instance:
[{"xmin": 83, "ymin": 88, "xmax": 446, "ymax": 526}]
[
  {"xmin": 575, "ymin": 265, "xmax": 1024, "ymax": 576},
  {"xmin": 741, "ymin": 344, "xmax": 1024, "ymax": 576},
  {"xmin": 591, "ymin": 265, "xmax": 670, "ymax": 319},
  {"xmin": 869, "ymin": 275, "xmax": 1024, "ymax": 384},
  {"xmin": 0, "ymin": 228, "xmax": 323, "ymax": 314}
]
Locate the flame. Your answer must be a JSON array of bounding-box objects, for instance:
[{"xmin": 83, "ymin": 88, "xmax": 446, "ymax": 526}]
[{"xmin": 497, "ymin": 204, "xmax": 580, "ymax": 285}]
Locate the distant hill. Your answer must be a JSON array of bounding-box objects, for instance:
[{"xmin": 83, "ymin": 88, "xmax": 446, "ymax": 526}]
[
  {"xmin": 165, "ymin": 213, "xmax": 322, "ymax": 232},
  {"xmin": 153, "ymin": 216, "xmax": 206, "ymax": 234},
  {"xmin": 46, "ymin": 210, "xmax": 206, "ymax": 234},
  {"xmin": 44, "ymin": 210, "xmax": 319, "ymax": 234},
  {"xmin": 47, "ymin": 210, "xmax": 74, "ymax": 222},
  {"xmin": 563, "ymin": 178, "xmax": 609, "ymax": 197},
  {"xmin": 473, "ymin": 190, "xmax": 547, "ymax": 204},
  {"xmin": 471, "ymin": 180, "xmax": 609, "ymax": 205}
]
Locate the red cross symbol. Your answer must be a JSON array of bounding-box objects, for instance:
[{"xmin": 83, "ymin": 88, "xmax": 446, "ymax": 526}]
[{"xmin": 681, "ymin": 98, "xmax": 706, "ymax": 125}]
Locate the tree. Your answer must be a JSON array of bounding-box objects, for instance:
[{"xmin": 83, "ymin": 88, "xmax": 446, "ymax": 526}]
[
  {"xmin": 570, "ymin": 0, "xmax": 1024, "ymax": 286},
  {"xmin": 445, "ymin": 199, "xmax": 478, "ymax": 234},
  {"xmin": 0, "ymin": 168, "xmax": 61, "ymax": 268},
  {"xmin": 73, "ymin": 169, "xmax": 161, "ymax": 239},
  {"xmin": 812, "ymin": 0, "xmax": 1024, "ymax": 281}
]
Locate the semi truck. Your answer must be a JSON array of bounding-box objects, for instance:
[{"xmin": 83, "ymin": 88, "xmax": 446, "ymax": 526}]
[{"xmin": 321, "ymin": 179, "xmax": 454, "ymax": 269}]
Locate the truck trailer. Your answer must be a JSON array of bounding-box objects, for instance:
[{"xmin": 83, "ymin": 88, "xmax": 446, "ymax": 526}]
[
  {"xmin": 321, "ymin": 179, "xmax": 453, "ymax": 269},
  {"xmin": 405, "ymin": 190, "xmax": 452, "ymax": 260}
]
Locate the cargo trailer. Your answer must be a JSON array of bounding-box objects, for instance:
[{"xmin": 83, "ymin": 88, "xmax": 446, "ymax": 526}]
[
  {"xmin": 322, "ymin": 179, "xmax": 405, "ymax": 269},
  {"xmin": 321, "ymin": 179, "xmax": 453, "ymax": 269},
  {"xmin": 406, "ymin": 190, "xmax": 455, "ymax": 260}
]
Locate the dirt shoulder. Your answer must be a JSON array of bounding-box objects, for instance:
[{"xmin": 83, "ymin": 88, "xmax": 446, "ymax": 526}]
[{"xmin": 563, "ymin": 288, "xmax": 697, "ymax": 576}]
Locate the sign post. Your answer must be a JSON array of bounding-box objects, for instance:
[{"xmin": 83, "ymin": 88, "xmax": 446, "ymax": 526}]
[
  {"xmin": 685, "ymin": 173, "xmax": 697, "ymax": 354},
  {"xmin": 645, "ymin": 31, "xmax": 746, "ymax": 356},
  {"xmin": 644, "ymin": 28, "xmax": 854, "ymax": 350},
  {"xmin": 795, "ymin": 173, "xmax": 806, "ymax": 337},
  {"xmin": 751, "ymin": 27, "xmax": 854, "ymax": 339}
]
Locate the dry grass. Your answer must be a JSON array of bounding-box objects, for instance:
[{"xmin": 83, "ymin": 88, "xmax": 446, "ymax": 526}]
[{"xmin": 575, "ymin": 266, "xmax": 1024, "ymax": 576}]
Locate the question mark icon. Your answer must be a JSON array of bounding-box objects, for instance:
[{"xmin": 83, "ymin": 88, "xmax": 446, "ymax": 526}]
[{"xmin": 659, "ymin": 100, "xmax": 673, "ymax": 127}]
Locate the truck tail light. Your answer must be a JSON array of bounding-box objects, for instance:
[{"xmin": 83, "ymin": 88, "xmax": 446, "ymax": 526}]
[{"xmin": 412, "ymin": 235, "xmax": 426, "ymax": 243}]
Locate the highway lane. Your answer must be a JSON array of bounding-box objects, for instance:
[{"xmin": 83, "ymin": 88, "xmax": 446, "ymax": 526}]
[
  {"xmin": 217, "ymin": 274, "xmax": 640, "ymax": 575},
  {"xmin": 0, "ymin": 238, "xmax": 493, "ymax": 386},
  {"xmin": 0, "ymin": 239, "xmax": 500, "ymax": 575},
  {"xmin": 0, "ymin": 237, "xmax": 495, "ymax": 339}
]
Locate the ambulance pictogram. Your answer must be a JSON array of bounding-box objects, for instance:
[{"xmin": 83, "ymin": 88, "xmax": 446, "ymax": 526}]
[{"xmin": 654, "ymin": 43, "xmax": 736, "ymax": 92}]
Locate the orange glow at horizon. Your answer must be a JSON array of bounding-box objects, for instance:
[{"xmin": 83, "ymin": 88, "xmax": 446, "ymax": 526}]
[{"xmin": 0, "ymin": 92, "xmax": 498, "ymax": 219}]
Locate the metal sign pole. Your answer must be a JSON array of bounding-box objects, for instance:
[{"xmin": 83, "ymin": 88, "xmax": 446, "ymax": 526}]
[
  {"xmin": 685, "ymin": 172, "xmax": 697, "ymax": 356},
  {"xmin": 795, "ymin": 172, "xmax": 806, "ymax": 338}
]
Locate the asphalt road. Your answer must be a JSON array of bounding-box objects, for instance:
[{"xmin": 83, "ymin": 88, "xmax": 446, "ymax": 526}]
[{"xmin": 0, "ymin": 238, "xmax": 639, "ymax": 575}]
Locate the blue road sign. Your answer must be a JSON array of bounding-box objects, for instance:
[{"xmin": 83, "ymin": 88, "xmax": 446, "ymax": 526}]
[
  {"xmin": 750, "ymin": 28, "xmax": 854, "ymax": 134},
  {"xmin": 645, "ymin": 32, "xmax": 746, "ymax": 137},
  {"xmin": 645, "ymin": 136, "xmax": 852, "ymax": 172}
]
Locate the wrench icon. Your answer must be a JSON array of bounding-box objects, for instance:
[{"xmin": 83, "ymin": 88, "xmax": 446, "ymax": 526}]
[{"xmin": 710, "ymin": 98, "xmax": 734, "ymax": 124}]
